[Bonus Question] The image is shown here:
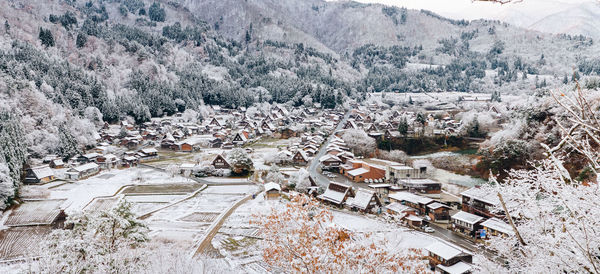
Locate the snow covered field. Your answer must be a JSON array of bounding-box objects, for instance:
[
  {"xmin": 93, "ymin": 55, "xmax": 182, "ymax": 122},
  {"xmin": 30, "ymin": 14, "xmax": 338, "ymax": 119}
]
[{"xmin": 211, "ymin": 193, "xmax": 441, "ymax": 272}]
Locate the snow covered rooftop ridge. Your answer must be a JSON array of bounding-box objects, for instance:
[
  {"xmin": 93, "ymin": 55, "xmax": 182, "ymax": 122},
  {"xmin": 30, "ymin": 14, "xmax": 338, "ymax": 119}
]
[
  {"xmin": 31, "ymin": 166, "xmax": 55, "ymax": 179},
  {"xmin": 426, "ymin": 240, "xmax": 473, "ymax": 261},
  {"xmin": 264, "ymin": 182, "xmax": 281, "ymax": 191},
  {"xmin": 348, "ymin": 189, "xmax": 375, "ymax": 210},
  {"xmin": 481, "ymin": 217, "xmax": 514, "ymax": 236},
  {"xmin": 451, "ymin": 211, "xmax": 485, "ymax": 224},
  {"xmin": 461, "ymin": 187, "xmax": 500, "ymax": 206},
  {"xmin": 389, "ymin": 191, "xmax": 433, "ymax": 205},
  {"xmin": 437, "ymin": 261, "xmax": 474, "ymax": 274}
]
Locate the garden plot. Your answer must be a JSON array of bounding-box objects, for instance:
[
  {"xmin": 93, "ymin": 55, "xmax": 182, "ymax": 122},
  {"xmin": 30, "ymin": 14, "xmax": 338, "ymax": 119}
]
[
  {"xmin": 143, "ymin": 185, "xmax": 253, "ymax": 248},
  {"xmin": 84, "ymin": 197, "xmax": 119, "ymax": 212},
  {"xmin": 120, "ymin": 183, "xmax": 202, "ymax": 194},
  {"xmin": 4, "ymin": 199, "xmax": 66, "ymax": 227},
  {"xmin": 0, "ymin": 226, "xmax": 51, "ymax": 261},
  {"xmin": 46, "ymin": 167, "xmax": 189, "ymax": 213}
]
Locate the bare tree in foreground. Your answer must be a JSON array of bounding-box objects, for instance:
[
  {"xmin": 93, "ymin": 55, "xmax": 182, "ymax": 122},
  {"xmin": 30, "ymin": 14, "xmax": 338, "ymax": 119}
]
[{"xmin": 252, "ymin": 194, "xmax": 427, "ymax": 273}]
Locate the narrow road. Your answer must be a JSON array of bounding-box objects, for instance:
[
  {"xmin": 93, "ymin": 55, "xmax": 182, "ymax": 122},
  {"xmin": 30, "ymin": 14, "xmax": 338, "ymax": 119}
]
[
  {"xmin": 192, "ymin": 189, "xmax": 263, "ymax": 257},
  {"xmin": 308, "ymin": 110, "xmax": 351, "ymax": 188}
]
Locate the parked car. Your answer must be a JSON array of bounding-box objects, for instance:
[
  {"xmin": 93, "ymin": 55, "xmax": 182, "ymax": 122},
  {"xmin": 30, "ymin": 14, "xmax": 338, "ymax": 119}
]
[{"xmin": 423, "ymin": 226, "xmax": 435, "ymax": 233}]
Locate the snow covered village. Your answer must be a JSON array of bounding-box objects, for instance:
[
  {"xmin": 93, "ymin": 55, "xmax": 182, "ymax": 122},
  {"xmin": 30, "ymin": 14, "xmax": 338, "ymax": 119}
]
[{"xmin": 1, "ymin": 0, "xmax": 600, "ymax": 273}]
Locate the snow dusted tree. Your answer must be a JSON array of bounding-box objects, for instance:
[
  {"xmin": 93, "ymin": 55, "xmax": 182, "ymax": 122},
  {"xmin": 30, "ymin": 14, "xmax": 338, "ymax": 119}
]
[
  {"xmin": 166, "ymin": 164, "xmax": 179, "ymax": 177},
  {"xmin": 477, "ymin": 85, "xmax": 600, "ymax": 273},
  {"xmin": 84, "ymin": 106, "xmax": 104, "ymax": 126},
  {"xmin": 0, "ymin": 163, "xmax": 14, "ymax": 210},
  {"xmin": 265, "ymin": 164, "xmax": 285, "ymax": 185},
  {"xmin": 32, "ymin": 200, "xmax": 149, "ymax": 273},
  {"xmin": 0, "ymin": 111, "xmax": 27, "ymax": 190},
  {"xmin": 341, "ymin": 129, "xmax": 376, "ymax": 157},
  {"xmin": 58, "ymin": 124, "xmax": 80, "ymax": 160},
  {"xmin": 293, "ymin": 168, "xmax": 312, "ymax": 192},
  {"xmin": 226, "ymin": 148, "xmax": 253, "ymax": 174},
  {"xmin": 252, "ymin": 194, "xmax": 427, "ymax": 273}
]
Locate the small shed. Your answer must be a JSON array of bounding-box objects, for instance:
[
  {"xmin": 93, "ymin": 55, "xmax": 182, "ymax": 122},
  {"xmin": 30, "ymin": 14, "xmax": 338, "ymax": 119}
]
[{"xmin": 264, "ymin": 182, "xmax": 281, "ymax": 200}]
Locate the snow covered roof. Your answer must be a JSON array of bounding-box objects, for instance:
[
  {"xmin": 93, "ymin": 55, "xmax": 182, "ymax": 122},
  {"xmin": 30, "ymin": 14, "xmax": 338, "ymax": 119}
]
[
  {"xmin": 481, "ymin": 218, "xmax": 514, "ymax": 236},
  {"xmin": 405, "ymin": 214, "xmax": 422, "ymax": 222},
  {"xmin": 319, "ymin": 154, "xmax": 341, "ymax": 163},
  {"xmin": 347, "ymin": 168, "xmax": 369, "ymax": 177},
  {"xmin": 399, "ymin": 179, "xmax": 439, "ymax": 186},
  {"xmin": 426, "ymin": 241, "xmax": 472, "ymax": 261},
  {"xmin": 461, "ymin": 187, "xmax": 499, "ymax": 206},
  {"xmin": 386, "ymin": 202, "xmax": 415, "ymax": 214},
  {"xmin": 30, "ymin": 166, "xmax": 55, "ymax": 179},
  {"xmin": 437, "ymin": 261, "xmax": 473, "ymax": 274},
  {"xmin": 141, "ymin": 148, "xmax": 158, "ymax": 154},
  {"xmin": 264, "ymin": 182, "xmax": 281, "ymax": 192},
  {"xmin": 318, "ymin": 182, "xmax": 351, "ymax": 205},
  {"xmin": 451, "ymin": 211, "xmax": 484, "ymax": 224},
  {"xmin": 71, "ymin": 162, "xmax": 99, "ymax": 172},
  {"xmin": 368, "ymin": 183, "xmax": 391, "ymax": 188},
  {"xmin": 389, "ymin": 192, "xmax": 433, "ymax": 205},
  {"xmin": 348, "ymin": 189, "xmax": 376, "ymax": 210},
  {"xmin": 427, "ymin": 202, "xmax": 449, "ymax": 210}
]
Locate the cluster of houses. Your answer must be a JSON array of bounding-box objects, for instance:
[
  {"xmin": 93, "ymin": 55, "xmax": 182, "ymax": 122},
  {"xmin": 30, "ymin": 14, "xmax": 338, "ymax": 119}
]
[
  {"xmin": 98, "ymin": 104, "xmax": 344, "ymax": 153},
  {"xmin": 341, "ymin": 107, "xmax": 464, "ymax": 140},
  {"xmin": 23, "ymin": 103, "xmax": 348, "ymax": 184}
]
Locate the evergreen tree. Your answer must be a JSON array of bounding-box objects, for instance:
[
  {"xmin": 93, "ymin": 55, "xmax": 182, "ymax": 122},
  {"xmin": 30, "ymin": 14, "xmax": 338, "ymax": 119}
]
[
  {"xmin": 398, "ymin": 117, "xmax": 408, "ymax": 137},
  {"xmin": 245, "ymin": 30, "xmax": 251, "ymax": 44},
  {"xmin": 39, "ymin": 27, "xmax": 55, "ymax": 47},
  {"xmin": 76, "ymin": 32, "xmax": 87, "ymax": 48},
  {"xmin": 4, "ymin": 20, "xmax": 9, "ymax": 33},
  {"xmin": 563, "ymin": 73, "xmax": 569, "ymax": 84},
  {"xmin": 139, "ymin": 8, "xmax": 146, "ymax": 16},
  {"xmin": 0, "ymin": 112, "xmax": 27, "ymax": 190},
  {"xmin": 148, "ymin": 2, "xmax": 166, "ymax": 22},
  {"xmin": 58, "ymin": 124, "xmax": 79, "ymax": 160}
]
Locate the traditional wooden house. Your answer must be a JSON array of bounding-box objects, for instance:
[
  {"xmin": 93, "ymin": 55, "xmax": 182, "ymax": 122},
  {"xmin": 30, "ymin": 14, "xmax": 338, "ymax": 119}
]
[
  {"xmin": 480, "ymin": 218, "xmax": 514, "ymax": 239},
  {"xmin": 23, "ymin": 166, "xmax": 56, "ymax": 184},
  {"xmin": 212, "ymin": 154, "xmax": 230, "ymax": 169},
  {"xmin": 65, "ymin": 163, "xmax": 100, "ymax": 180},
  {"xmin": 342, "ymin": 120, "xmax": 358, "ymax": 130},
  {"xmin": 232, "ymin": 132, "xmax": 248, "ymax": 146},
  {"xmin": 318, "ymin": 181, "xmax": 354, "ymax": 207},
  {"xmin": 399, "ymin": 178, "xmax": 442, "ymax": 196},
  {"xmin": 121, "ymin": 156, "xmax": 139, "ymax": 168},
  {"xmin": 426, "ymin": 241, "xmax": 473, "ymax": 274},
  {"xmin": 49, "ymin": 159, "xmax": 64, "ymax": 169},
  {"xmin": 451, "ymin": 211, "xmax": 485, "ymax": 238},
  {"xmin": 347, "ymin": 189, "xmax": 381, "ymax": 213},
  {"xmin": 97, "ymin": 154, "xmax": 120, "ymax": 169},
  {"xmin": 388, "ymin": 192, "xmax": 434, "ymax": 215},
  {"xmin": 319, "ymin": 154, "xmax": 342, "ymax": 170},
  {"xmin": 77, "ymin": 153, "xmax": 101, "ymax": 164},
  {"xmin": 461, "ymin": 187, "xmax": 503, "ymax": 218},
  {"xmin": 264, "ymin": 182, "xmax": 281, "ymax": 200},
  {"xmin": 291, "ymin": 150, "xmax": 309, "ymax": 165},
  {"xmin": 139, "ymin": 148, "xmax": 159, "ymax": 161},
  {"xmin": 427, "ymin": 202, "xmax": 451, "ymax": 223}
]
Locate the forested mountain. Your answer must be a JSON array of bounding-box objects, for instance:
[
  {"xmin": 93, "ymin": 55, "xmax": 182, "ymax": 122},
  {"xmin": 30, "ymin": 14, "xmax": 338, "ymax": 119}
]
[{"xmin": 1, "ymin": 0, "xmax": 600, "ymax": 191}]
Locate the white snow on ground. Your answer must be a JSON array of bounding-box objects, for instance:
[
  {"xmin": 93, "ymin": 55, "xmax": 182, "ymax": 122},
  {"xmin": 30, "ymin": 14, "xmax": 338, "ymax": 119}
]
[
  {"xmin": 202, "ymin": 177, "xmax": 251, "ymax": 183},
  {"xmin": 47, "ymin": 168, "xmax": 190, "ymax": 213}
]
